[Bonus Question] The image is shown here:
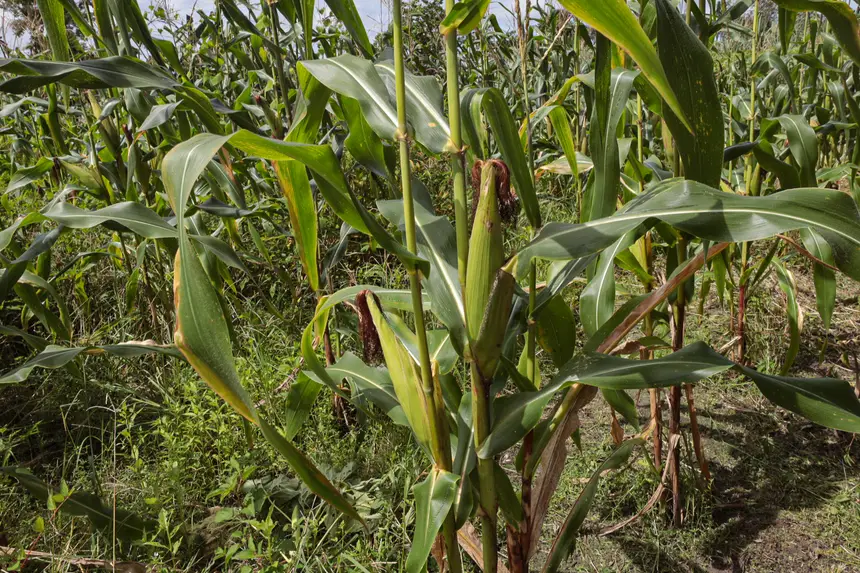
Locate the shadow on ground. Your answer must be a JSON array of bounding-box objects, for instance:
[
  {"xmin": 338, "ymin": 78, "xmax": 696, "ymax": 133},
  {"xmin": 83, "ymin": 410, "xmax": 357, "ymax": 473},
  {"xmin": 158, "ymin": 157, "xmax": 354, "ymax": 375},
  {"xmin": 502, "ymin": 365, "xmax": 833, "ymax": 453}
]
[{"xmin": 605, "ymin": 400, "xmax": 859, "ymax": 573}]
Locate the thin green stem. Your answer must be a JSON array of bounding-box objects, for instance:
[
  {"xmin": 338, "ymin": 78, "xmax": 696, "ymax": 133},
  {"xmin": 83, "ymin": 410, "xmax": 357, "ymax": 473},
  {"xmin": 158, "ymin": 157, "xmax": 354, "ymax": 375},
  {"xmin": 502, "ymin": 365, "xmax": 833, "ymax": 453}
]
[
  {"xmin": 393, "ymin": 0, "xmax": 460, "ymax": 570},
  {"xmin": 444, "ymin": 0, "xmax": 469, "ymax": 294}
]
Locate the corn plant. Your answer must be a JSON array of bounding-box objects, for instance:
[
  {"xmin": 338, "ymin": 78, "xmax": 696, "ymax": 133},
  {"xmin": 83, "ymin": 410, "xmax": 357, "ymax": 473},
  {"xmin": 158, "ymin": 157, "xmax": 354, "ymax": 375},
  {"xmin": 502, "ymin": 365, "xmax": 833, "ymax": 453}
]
[{"xmin": 2, "ymin": 0, "xmax": 860, "ymax": 570}]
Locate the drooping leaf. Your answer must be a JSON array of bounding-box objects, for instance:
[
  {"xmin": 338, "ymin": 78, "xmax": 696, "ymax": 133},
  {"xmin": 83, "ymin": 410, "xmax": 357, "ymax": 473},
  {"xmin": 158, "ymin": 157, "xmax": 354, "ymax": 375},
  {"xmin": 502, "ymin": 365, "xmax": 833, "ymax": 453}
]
[
  {"xmin": 405, "ymin": 469, "xmax": 459, "ymax": 573},
  {"xmin": 324, "ymin": 352, "xmax": 407, "ymax": 425},
  {"xmin": 542, "ymin": 439, "xmax": 644, "ymax": 573},
  {"xmin": 0, "ymin": 57, "xmax": 178, "ymax": 93},
  {"xmin": 364, "ymin": 293, "xmax": 435, "ymax": 453},
  {"xmin": 777, "ymin": 114, "xmax": 818, "ymax": 186},
  {"xmin": 518, "ymin": 182, "xmax": 860, "ymax": 283},
  {"xmin": 7, "ymin": 158, "xmax": 54, "ymax": 194},
  {"xmin": 378, "ymin": 198, "xmax": 468, "ymax": 353},
  {"xmin": 581, "ymin": 232, "xmax": 638, "ymax": 338},
  {"xmin": 137, "ymin": 101, "xmax": 181, "ymax": 132},
  {"xmin": 481, "ymin": 341, "xmax": 860, "ymax": 458},
  {"xmin": 800, "ymin": 229, "xmax": 836, "ymax": 331},
  {"xmin": 283, "ymin": 373, "xmax": 323, "ymax": 440},
  {"xmin": 165, "ymin": 134, "xmax": 363, "ymax": 525},
  {"xmin": 536, "ymin": 294, "xmax": 577, "ymax": 368},
  {"xmin": 0, "ymin": 342, "xmax": 181, "ymax": 384}
]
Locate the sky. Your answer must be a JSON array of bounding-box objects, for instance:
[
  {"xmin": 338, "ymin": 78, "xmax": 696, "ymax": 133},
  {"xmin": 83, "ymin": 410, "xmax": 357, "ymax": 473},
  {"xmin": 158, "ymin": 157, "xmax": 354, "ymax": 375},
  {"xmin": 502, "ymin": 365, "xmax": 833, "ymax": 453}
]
[
  {"xmin": 0, "ymin": 0, "xmax": 514, "ymax": 50},
  {"xmin": 138, "ymin": 0, "xmax": 514, "ymax": 39}
]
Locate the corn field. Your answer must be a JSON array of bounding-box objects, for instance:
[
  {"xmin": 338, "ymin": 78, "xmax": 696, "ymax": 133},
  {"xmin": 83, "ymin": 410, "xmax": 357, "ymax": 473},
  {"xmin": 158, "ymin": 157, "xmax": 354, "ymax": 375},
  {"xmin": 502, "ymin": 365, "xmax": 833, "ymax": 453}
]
[{"xmin": 1, "ymin": 0, "xmax": 860, "ymax": 571}]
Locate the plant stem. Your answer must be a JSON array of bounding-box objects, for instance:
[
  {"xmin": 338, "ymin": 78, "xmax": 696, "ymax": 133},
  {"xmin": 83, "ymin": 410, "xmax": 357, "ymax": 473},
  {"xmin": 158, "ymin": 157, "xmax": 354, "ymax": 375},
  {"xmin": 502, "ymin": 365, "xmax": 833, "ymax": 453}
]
[
  {"xmin": 392, "ymin": 0, "xmax": 460, "ymax": 569},
  {"xmin": 471, "ymin": 360, "xmax": 498, "ymax": 573},
  {"xmin": 670, "ymin": 236, "xmax": 687, "ymax": 528},
  {"xmin": 738, "ymin": 0, "xmax": 759, "ymax": 364},
  {"xmin": 440, "ymin": 0, "xmax": 468, "ymax": 568},
  {"xmin": 444, "ymin": 0, "xmax": 469, "ymax": 293},
  {"xmin": 514, "ymin": 2, "xmax": 537, "ymax": 568}
]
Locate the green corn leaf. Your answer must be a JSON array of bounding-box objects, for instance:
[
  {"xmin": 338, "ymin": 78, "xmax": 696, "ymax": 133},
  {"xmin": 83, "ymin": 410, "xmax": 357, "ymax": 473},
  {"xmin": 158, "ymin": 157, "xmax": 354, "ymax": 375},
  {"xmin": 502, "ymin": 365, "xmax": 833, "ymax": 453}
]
[
  {"xmin": 754, "ymin": 51, "xmax": 795, "ymax": 106},
  {"xmin": 12, "ymin": 280, "xmax": 68, "ymax": 341},
  {"xmin": 461, "ymin": 87, "xmax": 541, "ymax": 228},
  {"xmin": 298, "ymin": 285, "xmax": 422, "ymax": 416},
  {"xmin": 378, "ymin": 197, "xmax": 468, "ymax": 354},
  {"xmin": 655, "ymin": 0, "xmax": 724, "ymax": 188},
  {"xmin": 152, "ymin": 38, "xmax": 189, "ymax": 80},
  {"xmin": 534, "ymin": 256, "xmax": 597, "ymax": 317},
  {"xmin": 0, "ymin": 57, "xmax": 178, "ymax": 93},
  {"xmin": 0, "ymin": 325, "xmax": 50, "ymax": 351},
  {"xmin": 373, "ymin": 60, "xmax": 453, "ymax": 153},
  {"xmin": 42, "ymin": 202, "xmax": 173, "ymax": 238},
  {"xmin": 542, "ymin": 439, "xmax": 644, "ymax": 573},
  {"xmin": 7, "ymin": 158, "xmax": 54, "ymax": 194},
  {"xmin": 779, "ymin": 7, "xmax": 798, "ymax": 53},
  {"xmin": 518, "ymin": 182, "xmax": 860, "ymax": 282},
  {"xmin": 777, "ymin": 115, "xmax": 818, "ymax": 186},
  {"xmin": 405, "ymin": 468, "xmax": 458, "ymax": 573},
  {"xmin": 56, "ymin": 0, "xmax": 103, "ymax": 44},
  {"xmin": 773, "ymin": 260, "xmax": 803, "ymax": 375},
  {"xmin": 124, "ymin": 0, "xmax": 166, "ymax": 68},
  {"xmin": 41, "ymin": 203, "xmax": 249, "ymax": 274},
  {"xmin": 341, "ymin": 96, "xmax": 394, "ymax": 181},
  {"xmin": 774, "ymin": 0, "xmax": 860, "ymax": 66},
  {"xmin": 365, "ymin": 294, "xmax": 434, "ymax": 452},
  {"xmin": 165, "ymin": 134, "xmax": 363, "ymax": 525},
  {"xmin": 558, "ymin": 0, "xmax": 691, "ymax": 131},
  {"xmin": 481, "ymin": 341, "xmax": 860, "ymax": 458},
  {"xmin": 0, "ymin": 226, "xmax": 62, "ymax": 304},
  {"xmin": 709, "ymin": 0, "xmax": 753, "ymax": 37},
  {"xmin": 548, "ymin": 107, "xmax": 580, "ymax": 181},
  {"xmin": 0, "ymin": 342, "xmax": 180, "ymax": 384},
  {"xmin": 283, "ymin": 372, "xmax": 323, "ymax": 440},
  {"xmin": 1, "ymin": 467, "xmax": 154, "ymax": 541},
  {"xmin": 752, "ymin": 141, "xmax": 801, "ymax": 190},
  {"xmin": 324, "ymin": 352, "xmax": 407, "ymax": 425},
  {"xmin": 36, "ymin": 0, "xmax": 71, "ymax": 63},
  {"xmin": 440, "ymin": 0, "xmax": 492, "ymax": 34},
  {"xmin": 792, "ymin": 52, "xmax": 842, "ymax": 73},
  {"xmin": 522, "ymin": 75, "xmax": 583, "ymax": 144},
  {"xmin": 800, "ymin": 229, "xmax": 836, "ymax": 331},
  {"xmin": 581, "ymin": 231, "xmax": 638, "ymax": 337},
  {"xmin": 163, "ymin": 131, "xmax": 428, "ymax": 275},
  {"xmin": 219, "ymin": 0, "xmax": 283, "ymax": 55},
  {"xmin": 92, "ymin": 0, "xmax": 118, "ymax": 54},
  {"xmin": 494, "ymin": 461, "xmax": 523, "ymax": 525},
  {"xmin": 601, "ymin": 388, "xmax": 641, "ymax": 430},
  {"xmin": 587, "ymin": 40, "xmax": 637, "ymax": 222},
  {"xmin": 137, "ymin": 101, "xmax": 180, "ymax": 132},
  {"xmin": 536, "ymin": 293, "xmax": 577, "ymax": 369},
  {"xmin": 301, "ymin": 55, "xmax": 452, "ymax": 154},
  {"xmin": 275, "ymin": 160, "xmax": 319, "ymax": 291}
]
